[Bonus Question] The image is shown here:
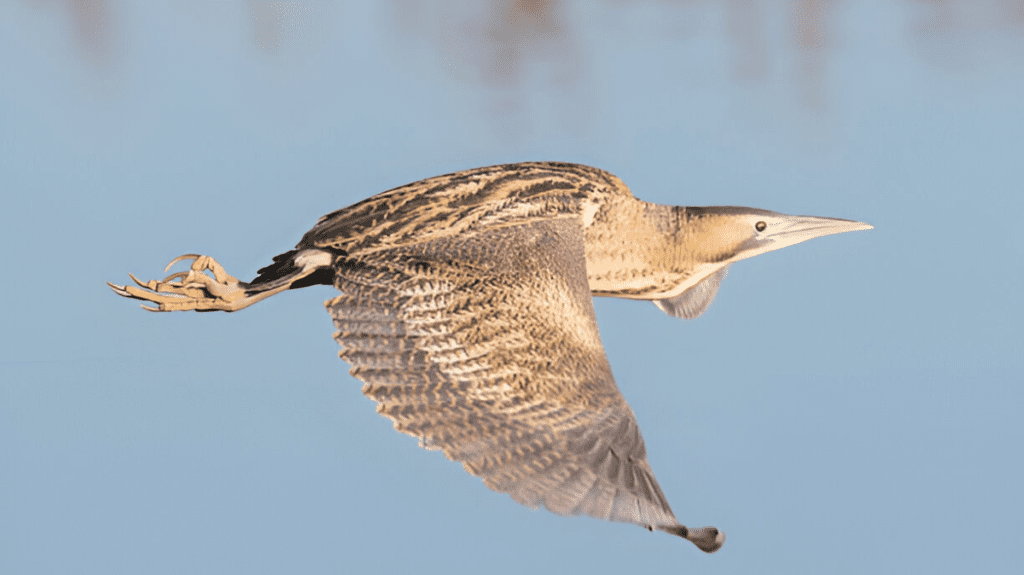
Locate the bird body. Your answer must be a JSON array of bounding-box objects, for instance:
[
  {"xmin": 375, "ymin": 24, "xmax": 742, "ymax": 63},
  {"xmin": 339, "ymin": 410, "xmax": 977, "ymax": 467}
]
[{"xmin": 109, "ymin": 162, "xmax": 871, "ymax": 553}]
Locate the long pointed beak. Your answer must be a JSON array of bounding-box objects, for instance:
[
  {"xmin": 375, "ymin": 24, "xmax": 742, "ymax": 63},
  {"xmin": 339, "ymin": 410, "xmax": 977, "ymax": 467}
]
[{"xmin": 768, "ymin": 215, "xmax": 873, "ymax": 250}]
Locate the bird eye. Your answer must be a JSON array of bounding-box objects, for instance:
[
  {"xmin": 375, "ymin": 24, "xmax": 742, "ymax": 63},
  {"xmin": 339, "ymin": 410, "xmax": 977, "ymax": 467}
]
[{"xmin": 755, "ymin": 221, "xmax": 767, "ymax": 232}]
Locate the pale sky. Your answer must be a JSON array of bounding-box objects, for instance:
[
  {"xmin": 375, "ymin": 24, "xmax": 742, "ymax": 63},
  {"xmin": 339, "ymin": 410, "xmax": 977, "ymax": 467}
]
[{"xmin": 2, "ymin": 2, "xmax": 1022, "ymax": 574}]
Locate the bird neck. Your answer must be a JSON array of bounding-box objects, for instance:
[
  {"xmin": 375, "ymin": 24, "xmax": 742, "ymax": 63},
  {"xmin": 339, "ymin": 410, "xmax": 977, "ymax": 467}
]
[{"xmin": 584, "ymin": 199, "xmax": 714, "ymax": 300}]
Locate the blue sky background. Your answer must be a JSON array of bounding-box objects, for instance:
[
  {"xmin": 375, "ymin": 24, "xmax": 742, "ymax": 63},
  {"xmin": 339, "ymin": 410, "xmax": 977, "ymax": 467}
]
[{"xmin": 1, "ymin": 1, "xmax": 1022, "ymax": 573}]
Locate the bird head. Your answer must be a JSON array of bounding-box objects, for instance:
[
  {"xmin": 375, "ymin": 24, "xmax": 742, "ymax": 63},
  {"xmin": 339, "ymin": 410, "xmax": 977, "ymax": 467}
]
[
  {"xmin": 651, "ymin": 206, "xmax": 872, "ymax": 319},
  {"xmin": 681, "ymin": 206, "xmax": 873, "ymax": 265}
]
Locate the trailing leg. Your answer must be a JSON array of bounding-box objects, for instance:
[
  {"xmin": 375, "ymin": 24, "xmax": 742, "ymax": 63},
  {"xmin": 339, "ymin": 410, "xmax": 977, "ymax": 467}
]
[{"xmin": 108, "ymin": 250, "xmax": 334, "ymax": 312}]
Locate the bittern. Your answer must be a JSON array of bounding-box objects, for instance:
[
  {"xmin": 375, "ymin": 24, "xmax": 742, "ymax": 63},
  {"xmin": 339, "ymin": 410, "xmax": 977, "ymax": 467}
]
[{"xmin": 109, "ymin": 162, "xmax": 871, "ymax": 553}]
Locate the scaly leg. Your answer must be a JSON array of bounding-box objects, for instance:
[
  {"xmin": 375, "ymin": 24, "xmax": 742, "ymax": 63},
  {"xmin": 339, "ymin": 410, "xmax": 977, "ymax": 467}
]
[{"xmin": 108, "ymin": 253, "xmax": 325, "ymax": 312}]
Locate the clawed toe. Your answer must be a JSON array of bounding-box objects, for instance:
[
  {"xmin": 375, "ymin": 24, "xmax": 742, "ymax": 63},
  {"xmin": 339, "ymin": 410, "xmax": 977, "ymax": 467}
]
[
  {"xmin": 109, "ymin": 254, "xmax": 248, "ymax": 312},
  {"xmin": 160, "ymin": 271, "xmax": 190, "ymax": 284},
  {"xmin": 128, "ymin": 272, "xmax": 157, "ymax": 290},
  {"xmin": 126, "ymin": 272, "xmax": 204, "ymax": 299},
  {"xmin": 106, "ymin": 281, "xmax": 131, "ymax": 298},
  {"xmin": 164, "ymin": 254, "xmax": 201, "ymax": 272},
  {"xmin": 162, "ymin": 253, "xmax": 240, "ymax": 285}
]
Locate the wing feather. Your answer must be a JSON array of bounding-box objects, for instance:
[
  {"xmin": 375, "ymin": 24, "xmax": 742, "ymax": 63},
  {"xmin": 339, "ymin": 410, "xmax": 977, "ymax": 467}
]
[
  {"xmin": 327, "ymin": 216, "xmax": 680, "ymax": 530},
  {"xmin": 298, "ymin": 162, "xmax": 633, "ymax": 254}
]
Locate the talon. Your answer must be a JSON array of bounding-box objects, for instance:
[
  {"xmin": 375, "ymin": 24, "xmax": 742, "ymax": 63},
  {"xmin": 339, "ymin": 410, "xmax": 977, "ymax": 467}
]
[
  {"xmin": 161, "ymin": 271, "xmax": 190, "ymax": 284},
  {"xmin": 110, "ymin": 254, "xmax": 252, "ymax": 312},
  {"xmin": 121, "ymin": 284, "xmax": 176, "ymax": 302},
  {"xmin": 165, "ymin": 254, "xmax": 200, "ymax": 272},
  {"xmin": 107, "ymin": 282, "xmax": 133, "ymax": 298},
  {"xmin": 128, "ymin": 273, "xmax": 156, "ymax": 291}
]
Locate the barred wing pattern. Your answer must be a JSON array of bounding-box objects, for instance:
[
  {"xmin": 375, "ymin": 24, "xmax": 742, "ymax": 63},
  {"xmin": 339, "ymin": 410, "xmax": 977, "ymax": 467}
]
[
  {"xmin": 327, "ymin": 216, "xmax": 678, "ymax": 529},
  {"xmin": 300, "ymin": 162, "xmax": 632, "ymax": 255}
]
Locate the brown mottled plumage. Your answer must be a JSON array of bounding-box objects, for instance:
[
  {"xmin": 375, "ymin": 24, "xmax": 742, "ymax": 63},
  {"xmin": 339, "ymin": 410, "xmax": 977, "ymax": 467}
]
[{"xmin": 109, "ymin": 162, "xmax": 871, "ymax": 553}]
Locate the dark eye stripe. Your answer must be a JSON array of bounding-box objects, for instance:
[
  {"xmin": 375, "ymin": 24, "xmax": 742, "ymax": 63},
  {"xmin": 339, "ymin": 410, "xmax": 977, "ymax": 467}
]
[{"xmin": 755, "ymin": 221, "xmax": 767, "ymax": 232}]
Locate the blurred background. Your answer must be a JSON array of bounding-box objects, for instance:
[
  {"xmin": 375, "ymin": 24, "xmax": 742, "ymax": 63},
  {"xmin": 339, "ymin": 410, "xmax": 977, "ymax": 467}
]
[{"xmin": 1, "ymin": 1, "xmax": 1022, "ymax": 574}]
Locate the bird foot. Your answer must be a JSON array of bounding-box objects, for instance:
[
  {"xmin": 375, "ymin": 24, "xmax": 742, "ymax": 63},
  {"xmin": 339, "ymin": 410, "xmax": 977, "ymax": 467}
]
[{"xmin": 108, "ymin": 254, "xmax": 249, "ymax": 312}]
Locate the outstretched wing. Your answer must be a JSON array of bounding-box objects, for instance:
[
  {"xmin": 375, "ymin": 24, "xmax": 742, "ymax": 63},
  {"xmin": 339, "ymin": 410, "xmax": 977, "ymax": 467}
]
[{"xmin": 327, "ymin": 216, "xmax": 679, "ymax": 530}]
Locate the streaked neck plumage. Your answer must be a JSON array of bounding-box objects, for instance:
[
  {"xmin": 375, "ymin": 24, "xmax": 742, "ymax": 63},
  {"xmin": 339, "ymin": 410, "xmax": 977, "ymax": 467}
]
[
  {"xmin": 583, "ymin": 195, "xmax": 872, "ymax": 304},
  {"xmin": 583, "ymin": 197, "xmax": 719, "ymax": 300}
]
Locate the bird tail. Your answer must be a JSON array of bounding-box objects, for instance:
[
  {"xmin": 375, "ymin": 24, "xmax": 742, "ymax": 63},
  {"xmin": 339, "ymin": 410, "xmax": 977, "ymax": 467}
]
[{"xmin": 249, "ymin": 249, "xmax": 337, "ymax": 289}]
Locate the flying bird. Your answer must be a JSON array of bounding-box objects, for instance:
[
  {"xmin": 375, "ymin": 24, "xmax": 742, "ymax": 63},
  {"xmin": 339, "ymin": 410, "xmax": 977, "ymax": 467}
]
[{"xmin": 109, "ymin": 162, "xmax": 871, "ymax": 553}]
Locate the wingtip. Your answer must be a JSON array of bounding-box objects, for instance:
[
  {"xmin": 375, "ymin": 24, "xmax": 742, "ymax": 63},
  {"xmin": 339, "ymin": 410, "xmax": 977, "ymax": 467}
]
[
  {"xmin": 656, "ymin": 524, "xmax": 725, "ymax": 553},
  {"xmin": 690, "ymin": 526, "xmax": 726, "ymax": 553}
]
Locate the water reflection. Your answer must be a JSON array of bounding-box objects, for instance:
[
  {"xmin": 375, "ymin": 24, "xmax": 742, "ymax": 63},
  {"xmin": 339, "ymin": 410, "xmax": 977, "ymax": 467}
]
[
  {"xmin": 27, "ymin": 0, "xmax": 116, "ymax": 65},
  {"xmin": 19, "ymin": 1, "xmax": 1024, "ymax": 116}
]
